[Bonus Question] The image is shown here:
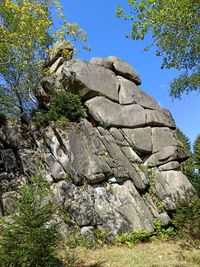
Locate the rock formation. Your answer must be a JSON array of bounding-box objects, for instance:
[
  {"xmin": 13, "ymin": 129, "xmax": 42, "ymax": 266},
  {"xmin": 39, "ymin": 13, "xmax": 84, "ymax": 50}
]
[{"xmin": 0, "ymin": 55, "xmax": 196, "ymax": 236}]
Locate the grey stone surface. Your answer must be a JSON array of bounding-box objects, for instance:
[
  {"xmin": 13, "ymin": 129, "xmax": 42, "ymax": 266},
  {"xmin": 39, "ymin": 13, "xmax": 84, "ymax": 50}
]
[
  {"xmin": 18, "ymin": 149, "xmax": 44, "ymax": 174},
  {"xmin": 158, "ymin": 161, "xmax": 180, "ymax": 171},
  {"xmin": 42, "ymin": 126, "xmax": 71, "ymax": 172},
  {"xmin": 49, "ymin": 57, "xmax": 64, "ymax": 74},
  {"xmin": 90, "ymin": 56, "xmax": 141, "ymax": 85},
  {"xmin": 94, "ymin": 180, "xmax": 154, "ymax": 234},
  {"xmin": 90, "ymin": 57, "xmax": 113, "ymax": 69},
  {"xmin": 44, "ymin": 153, "xmax": 65, "ymax": 181},
  {"xmin": 62, "ymin": 59, "xmax": 119, "ymax": 102},
  {"xmin": 86, "ymin": 96, "xmax": 146, "ymax": 128},
  {"xmin": 80, "ymin": 226, "xmax": 95, "ymax": 242},
  {"xmin": 0, "ymin": 126, "xmax": 32, "ymax": 150},
  {"xmin": 152, "ymin": 127, "xmax": 182, "ymax": 153},
  {"xmin": 97, "ymin": 127, "xmax": 148, "ymax": 190},
  {"xmin": 2, "ymin": 191, "xmax": 18, "ymax": 214},
  {"xmin": 86, "ymin": 96, "xmax": 176, "ymax": 129},
  {"xmin": 155, "ymin": 171, "xmax": 196, "ymax": 211},
  {"xmin": 122, "ymin": 127, "xmax": 152, "ymax": 153},
  {"xmin": 142, "ymin": 193, "xmax": 171, "ymax": 226},
  {"xmin": 0, "ymin": 172, "xmax": 15, "ymax": 192},
  {"xmin": 108, "ymin": 56, "xmax": 141, "ymax": 85},
  {"xmin": 1, "ymin": 149, "xmax": 18, "ymax": 172},
  {"xmin": 144, "ymin": 146, "xmax": 189, "ymax": 167},
  {"xmin": 118, "ymin": 76, "xmax": 160, "ymax": 109},
  {"xmin": 121, "ymin": 146, "xmax": 142, "ymax": 163},
  {"xmin": 109, "ymin": 127, "xmax": 125, "ymax": 142},
  {"xmin": 53, "ymin": 122, "xmax": 113, "ymax": 185},
  {"xmin": 146, "ymin": 109, "xmax": 176, "ymax": 129}
]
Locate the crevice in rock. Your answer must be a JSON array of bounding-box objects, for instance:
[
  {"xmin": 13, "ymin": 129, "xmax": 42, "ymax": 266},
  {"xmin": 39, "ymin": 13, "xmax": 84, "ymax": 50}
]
[{"xmin": 52, "ymin": 127, "xmax": 69, "ymax": 155}]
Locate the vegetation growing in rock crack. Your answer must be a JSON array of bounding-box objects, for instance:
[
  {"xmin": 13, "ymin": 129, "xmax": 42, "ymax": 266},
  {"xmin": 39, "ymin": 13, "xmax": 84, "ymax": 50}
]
[
  {"xmin": 116, "ymin": 220, "xmax": 175, "ymax": 248},
  {"xmin": 32, "ymin": 91, "xmax": 86, "ymax": 126}
]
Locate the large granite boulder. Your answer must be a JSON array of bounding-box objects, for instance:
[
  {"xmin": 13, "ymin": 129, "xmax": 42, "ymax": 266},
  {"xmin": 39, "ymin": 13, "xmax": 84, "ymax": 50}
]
[
  {"xmin": 62, "ymin": 59, "xmax": 119, "ymax": 102},
  {"xmin": 90, "ymin": 56, "xmax": 141, "ymax": 85},
  {"xmin": 0, "ymin": 56, "xmax": 196, "ymax": 237},
  {"xmin": 85, "ymin": 96, "xmax": 175, "ymax": 128}
]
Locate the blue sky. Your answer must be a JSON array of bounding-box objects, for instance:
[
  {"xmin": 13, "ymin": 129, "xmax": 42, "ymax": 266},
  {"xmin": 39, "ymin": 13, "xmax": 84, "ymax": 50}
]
[{"xmin": 59, "ymin": 0, "xmax": 200, "ymax": 144}]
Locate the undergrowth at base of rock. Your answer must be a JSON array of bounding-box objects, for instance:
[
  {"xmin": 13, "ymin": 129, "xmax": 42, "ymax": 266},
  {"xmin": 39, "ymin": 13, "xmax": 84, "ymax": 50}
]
[{"xmin": 116, "ymin": 220, "xmax": 176, "ymax": 248}]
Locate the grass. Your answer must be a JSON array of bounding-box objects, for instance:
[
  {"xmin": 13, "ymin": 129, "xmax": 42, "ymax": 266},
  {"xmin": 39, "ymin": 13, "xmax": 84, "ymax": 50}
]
[{"xmin": 60, "ymin": 239, "xmax": 200, "ymax": 267}]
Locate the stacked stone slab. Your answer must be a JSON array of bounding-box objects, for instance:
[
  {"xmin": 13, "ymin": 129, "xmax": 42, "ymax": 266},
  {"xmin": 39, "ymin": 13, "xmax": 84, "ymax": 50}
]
[{"xmin": 0, "ymin": 55, "xmax": 196, "ymax": 236}]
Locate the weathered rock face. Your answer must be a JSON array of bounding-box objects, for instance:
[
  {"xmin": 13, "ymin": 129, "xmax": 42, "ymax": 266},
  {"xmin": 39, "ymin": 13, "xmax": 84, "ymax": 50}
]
[{"xmin": 0, "ymin": 55, "xmax": 196, "ymax": 236}]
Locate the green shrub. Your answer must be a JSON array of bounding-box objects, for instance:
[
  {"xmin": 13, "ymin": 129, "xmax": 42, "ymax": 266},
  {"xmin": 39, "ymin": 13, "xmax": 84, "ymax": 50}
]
[
  {"xmin": 99, "ymin": 121, "xmax": 110, "ymax": 129},
  {"xmin": 32, "ymin": 91, "xmax": 85, "ymax": 126},
  {"xmin": 66, "ymin": 231, "xmax": 93, "ymax": 249},
  {"xmin": 116, "ymin": 221, "xmax": 175, "ymax": 248},
  {"xmin": 116, "ymin": 230, "xmax": 153, "ymax": 248},
  {"xmin": 0, "ymin": 174, "xmax": 63, "ymax": 267},
  {"xmin": 154, "ymin": 220, "xmax": 175, "ymax": 238},
  {"xmin": 172, "ymin": 198, "xmax": 200, "ymax": 241}
]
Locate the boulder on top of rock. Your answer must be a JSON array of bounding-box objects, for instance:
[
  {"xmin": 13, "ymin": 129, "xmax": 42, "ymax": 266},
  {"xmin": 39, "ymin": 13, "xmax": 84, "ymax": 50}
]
[
  {"xmin": 44, "ymin": 40, "xmax": 73, "ymax": 68},
  {"xmin": 90, "ymin": 56, "xmax": 141, "ymax": 85},
  {"xmin": 118, "ymin": 76, "xmax": 160, "ymax": 110},
  {"xmin": 90, "ymin": 57, "xmax": 113, "ymax": 69},
  {"xmin": 62, "ymin": 59, "xmax": 119, "ymax": 102},
  {"xmin": 146, "ymin": 109, "xmax": 176, "ymax": 129}
]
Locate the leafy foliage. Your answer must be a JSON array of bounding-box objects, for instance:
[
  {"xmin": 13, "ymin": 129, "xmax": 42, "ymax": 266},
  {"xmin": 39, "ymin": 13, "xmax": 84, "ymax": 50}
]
[
  {"xmin": 176, "ymin": 128, "xmax": 194, "ymax": 179},
  {"xmin": 193, "ymin": 134, "xmax": 200, "ymax": 194},
  {"xmin": 0, "ymin": 174, "xmax": 63, "ymax": 267},
  {"xmin": 0, "ymin": 0, "xmax": 88, "ymax": 119},
  {"xmin": 176, "ymin": 129, "xmax": 200, "ymax": 193},
  {"xmin": 173, "ymin": 198, "xmax": 200, "ymax": 244},
  {"xmin": 32, "ymin": 91, "xmax": 85, "ymax": 126},
  {"xmin": 117, "ymin": 0, "xmax": 200, "ymax": 98},
  {"xmin": 193, "ymin": 134, "xmax": 200, "ymax": 175},
  {"xmin": 116, "ymin": 221, "xmax": 175, "ymax": 248}
]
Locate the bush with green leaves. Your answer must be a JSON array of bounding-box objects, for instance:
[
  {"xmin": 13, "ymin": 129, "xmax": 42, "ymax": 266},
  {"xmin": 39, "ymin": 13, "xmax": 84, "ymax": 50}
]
[
  {"xmin": 0, "ymin": 174, "xmax": 63, "ymax": 267},
  {"xmin": 116, "ymin": 221, "xmax": 175, "ymax": 248},
  {"xmin": 173, "ymin": 198, "xmax": 200, "ymax": 242},
  {"xmin": 32, "ymin": 91, "xmax": 85, "ymax": 126}
]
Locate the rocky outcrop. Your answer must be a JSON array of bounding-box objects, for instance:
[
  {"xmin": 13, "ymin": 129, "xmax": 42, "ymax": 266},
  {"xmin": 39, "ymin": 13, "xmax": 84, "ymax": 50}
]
[{"xmin": 0, "ymin": 55, "xmax": 196, "ymax": 236}]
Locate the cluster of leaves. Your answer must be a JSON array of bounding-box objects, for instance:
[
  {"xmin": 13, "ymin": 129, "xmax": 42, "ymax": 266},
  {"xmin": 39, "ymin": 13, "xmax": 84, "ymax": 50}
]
[
  {"xmin": 32, "ymin": 91, "xmax": 85, "ymax": 126},
  {"xmin": 172, "ymin": 198, "xmax": 200, "ymax": 244},
  {"xmin": 116, "ymin": 221, "xmax": 175, "ymax": 248},
  {"xmin": 0, "ymin": 174, "xmax": 64, "ymax": 267},
  {"xmin": 176, "ymin": 128, "xmax": 200, "ymax": 194},
  {"xmin": 0, "ymin": 0, "xmax": 88, "ymax": 120},
  {"xmin": 117, "ymin": 0, "xmax": 200, "ymax": 98},
  {"xmin": 193, "ymin": 134, "xmax": 200, "ymax": 194}
]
